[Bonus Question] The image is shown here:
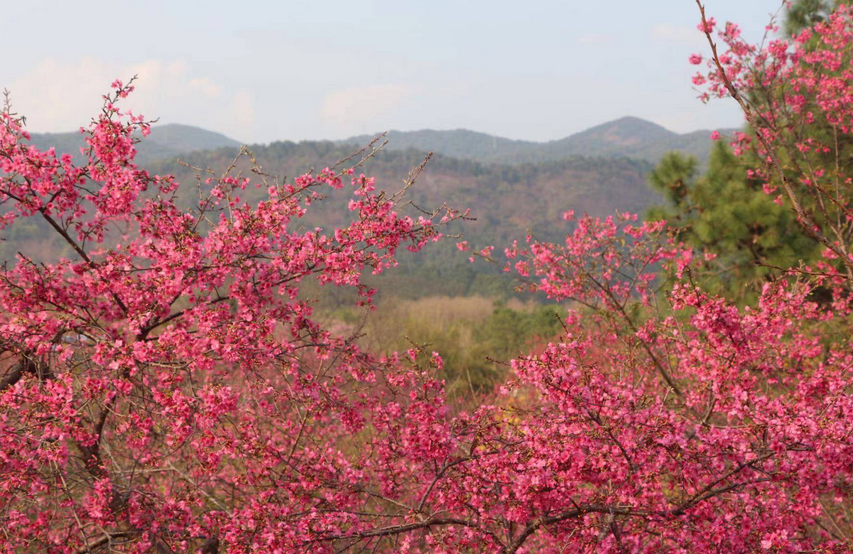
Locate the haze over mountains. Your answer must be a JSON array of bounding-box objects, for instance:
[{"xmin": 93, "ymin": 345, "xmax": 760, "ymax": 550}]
[{"xmin": 29, "ymin": 116, "xmax": 732, "ymax": 167}]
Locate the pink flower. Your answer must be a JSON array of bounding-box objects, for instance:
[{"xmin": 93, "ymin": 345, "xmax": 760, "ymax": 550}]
[{"xmin": 697, "ymin": 16, "xmax": 716, "ymax": 33}]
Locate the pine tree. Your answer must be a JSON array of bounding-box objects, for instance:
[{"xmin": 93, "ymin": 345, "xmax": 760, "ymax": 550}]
[
  {"xmin": 647, "ymin": 143, "xmax": 818, "ymax": 304},
  {"xmin": 784, "ymin": 0, "xmax": 853, "ymax": 35},
  {"xmin": 646, "ymin": 0, "xmax": 853, "ymax": 303}
]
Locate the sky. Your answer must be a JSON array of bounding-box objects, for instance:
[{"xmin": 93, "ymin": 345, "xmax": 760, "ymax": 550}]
[{"xmin": 1, "ymin": 0, "xmax": 783, "ymax": 144}]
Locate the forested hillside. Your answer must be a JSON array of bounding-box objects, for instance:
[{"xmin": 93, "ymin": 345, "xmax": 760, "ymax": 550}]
[
  {"xmin": 153, "ymin": 141, "xmax": 656, "ymax": 240},
  {"xmin": 151, "ymin": 142, "xmax": 658, "ymax": 297},
  {"xmin": 3, "ymin": 137, "xmax": 659, "ymax": 297}
]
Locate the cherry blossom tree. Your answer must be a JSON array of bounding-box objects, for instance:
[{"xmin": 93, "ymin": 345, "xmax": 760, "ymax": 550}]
[
  {"xmin": 0, "ymin": 80, "xmax": 469, "ymax": 553},
  {"xmin": 5, "ymin": 2, "xmax": 853, "ymax": 551},
  {"xmin": 694, "ymin": 0, "xmax": 853, "ymax": 280},
  {"xmin": 493, "ymin": 213, "xmax": 853, "ymax": 552}
]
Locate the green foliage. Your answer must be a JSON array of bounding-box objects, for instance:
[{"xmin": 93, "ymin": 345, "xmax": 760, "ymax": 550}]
[
  {"xmin": 647, "ymin": 143, "xmax": 819, "ymax": 304},
  {"xmin": 432, "ymin": 302, "xmax": 566, "ymax": 398},
  {"xmin": 0, "ymin": 216, "xmax": 72, "ymax": 263},
  {"xmin": 647, "ymin": 152, "xmax": 698, "ymax": 208},
  {"xmin": 785, "ymin": 0, "xmax": 847, "ymax": 35}
]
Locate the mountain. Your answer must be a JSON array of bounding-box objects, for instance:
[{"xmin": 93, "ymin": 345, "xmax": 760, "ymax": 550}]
[
  {"xmin": 28, "ymin": 123, "xmax": 240, "ymax": 165},
  {"xmin": 543, "ymin": 117, "xmax": 722, "ymax": 161},
  {"xmin": 341, "ymin": 129, "xmax": 540, "ymax": 163},
  {"xmin": 343, "ymin": 117, "xmax": 738, "ymax": 165},
  {"xmin": 8, "ymin": 119, "xmax": 710, "ymax": 298}
]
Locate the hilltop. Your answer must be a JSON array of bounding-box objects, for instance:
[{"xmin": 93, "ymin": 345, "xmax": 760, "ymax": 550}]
[
  {"xmin": 28, "ymin": 123, "xmax": 241, "ymax": 164},
  {"xmin": 343, "ymin": 117, "xmax": 735, "ymax": 165}
]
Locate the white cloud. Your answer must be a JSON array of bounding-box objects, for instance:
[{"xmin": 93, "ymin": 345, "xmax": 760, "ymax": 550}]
[
  {"xmin": 320, "ymin": 84, "xmax": 412, "ymax": 134},
  {"xmin": 230, "ymin": 89, "xmax": 256, "ymax": 139},
  {"xmin": 6, "ymin": 57, "xmax": 109, "ymax": 131},
  {"xmin": 5, "ymin": 57, "xmax": 245, "ymax": 138},
  {"xmin": 189, "ymin": 77, "xmax": 223, "ymax": 99}
]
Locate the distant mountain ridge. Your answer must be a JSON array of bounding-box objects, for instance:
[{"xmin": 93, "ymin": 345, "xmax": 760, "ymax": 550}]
[
  {"xmin": 26, "ymin": 116, "xmax": 737, "ymax": 167},
  {"xmin": 29, "ymin": 123, "xmax": 241, "ymax": 164},
  {"xmin": 343, "ymin": 117, "xmax": 739, "ymax": 165}
]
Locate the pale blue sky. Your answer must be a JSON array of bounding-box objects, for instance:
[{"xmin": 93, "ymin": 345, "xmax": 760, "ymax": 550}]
[{"xmin": 2, "ymin": 0, "xmax": 782, "ymax": 143}]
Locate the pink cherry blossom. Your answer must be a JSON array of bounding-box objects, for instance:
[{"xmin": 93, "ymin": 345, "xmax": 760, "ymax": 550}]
[{"xmin": 4, "ymin": 3, "xmax": 853, "ymax": 550}]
